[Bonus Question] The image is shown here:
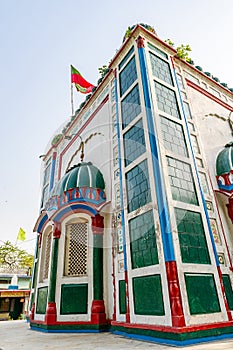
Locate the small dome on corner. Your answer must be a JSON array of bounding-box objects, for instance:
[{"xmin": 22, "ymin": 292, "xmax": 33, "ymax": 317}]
[
  {"xmin": 216, "ymin": 142, "xmax": 233, "ymax": 176},
  {"xmin": 54, "ymin": 162, "xmax": 105, "ymax": 197}
]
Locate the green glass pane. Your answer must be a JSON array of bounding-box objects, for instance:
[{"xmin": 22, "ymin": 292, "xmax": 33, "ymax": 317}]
[
  {"xmin": 160, "ymin": 116, "xmax": 188, "ymax": 157},
  {"xmin": 119, "ymin": 56, "xmax": 137, "ymax": 96},
  {"xmin": 36, "ymin": 287, "xmax": 48, "ymax": 314},
  {"xmin": 175, "ymin": 208, "xmax": 210, "ymax": 264},
  {"xmin": 154, "ymin": 82, "xmax": 180, "ymax": 119},
  {"xmin": 123, "ymin": 119, "xmax": 146, "ymax": 166},
  {"xmin": 150, "ymin": 52, "xmax": 173, "ymax": 86},
  {"xmin": 126, "ymin": 160, "xmax": 151, "ymax": 213},
  {"xmin": 119, "ymin": 46, "xmax": 134, "ymax": 70},
  {"xmin": 167, "ymin": 157, "xmax": 198, "ymax": 205},
  {"xmin": 121, "ymin": 85, "xmax": 141, "ymax": 128},
  {"xmin": 129, "ymin": 210, "xmax": 158, "ymax": 269}
]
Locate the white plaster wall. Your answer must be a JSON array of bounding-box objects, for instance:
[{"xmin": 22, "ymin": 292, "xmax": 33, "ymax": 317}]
[
  {"xmin": 187, "ymin": 86, "xmax": 233, "ymax": 251},
  {"xmin": 59, "ymin": 101, "xmax": 112, "ymax": 202},
  {"xmin": 187, "ymin": 86, "xmax": 232, "ymax": 189}
]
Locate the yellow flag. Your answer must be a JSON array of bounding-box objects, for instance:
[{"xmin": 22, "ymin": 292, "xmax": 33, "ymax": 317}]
[{"xmin": 17, "ymin": 227, "xmax": 26, "ymax": 241}]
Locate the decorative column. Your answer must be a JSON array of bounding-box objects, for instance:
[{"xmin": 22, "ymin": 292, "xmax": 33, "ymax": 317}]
[
  {"xmin": 49, "ymin": 151, "xmax": 57, "ymax": 191},
  {"xmin": 91, "ymin": 214, "xmax": 106, "ymax": 325},
  {"xmin": 137, "ymin": 35, "xmax": 185, "ymax": 327},
  {"xmin": 45, "ymin": 221, "xmax": 61, "ymax": 325},
  {"xmin": 114, "ymin": 68, "xmax": 130, "ymax": 323}
]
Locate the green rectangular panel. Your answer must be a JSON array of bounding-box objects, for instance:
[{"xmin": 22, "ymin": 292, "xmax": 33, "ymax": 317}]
[
  {"xmin": 167, "ymin": 157, "xmax": 198, "ymax": 205},
  {"xmin": 121, "ymin": 84, "xmax": 141, "ymax": 128},
  {"xmin": 119, "ymin": 57, "xmax": 137, "ymax": 96},
  {"xmin": 154, "ymin": 81, "xmax": 180, "ymax": 119},
  {"xmin": 185, "ymin": 274, "xmax": 220, "ymax": 315},
  {"xmin": 148, "ymin": 42, "xmax": 168, "ymax": 59},
  {"xmin": 133, "ymin": 275, "xmax": 165, "ymax": 315},
  {"xmin": 129, "ymin": 210, "xmax": 158, "ymax": 269},
  {"xmin": 60, "ymin": 284, "xmax": 88, "ymax": 314},
  {"xmin": 160, "ymin": 116, "xmax": 188, "ymax": 157},
  {"xmin": 150, "ymin": 52, "xmax": 173, "ymax": 86},
  {"xmin": 126, "ymin": 160, "xmax": 151, "ymax": 213},
  {"xmin": 175, "ymin": 208, "xmax": 210, "ymax": 264},
  {"xmin": 222, "ymin": 274, "xmax": 233, "ymax": 310},
  {"xmin": 119, "ymin": 280, "xmax": 126, "ymax": 314},
  {"xmin": 123, "ymin": 118, "xmax": 146, "ymax": 166},
  {"xmin": 36, "ymin": 287, "xmax": 48, "ymax": 314},
  {"xmin": 119, "ymin": 46, "xmax": 134, "ymax": 70}
]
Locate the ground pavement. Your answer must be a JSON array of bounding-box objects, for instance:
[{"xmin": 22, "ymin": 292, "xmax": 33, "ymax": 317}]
[{"xmin": 1, "ymin": 321, "xmax": 233, "ymax": 349}]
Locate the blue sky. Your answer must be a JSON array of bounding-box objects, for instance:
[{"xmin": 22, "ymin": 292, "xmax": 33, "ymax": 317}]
[{"xmin": 0, "ymin": 0, "xmax": 233, "ymax": 253}]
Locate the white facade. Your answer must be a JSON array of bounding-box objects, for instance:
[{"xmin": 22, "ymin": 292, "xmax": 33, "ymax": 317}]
[{"xmin": 30, "ymin": 24, "xmax": 233, "ymax": 345}]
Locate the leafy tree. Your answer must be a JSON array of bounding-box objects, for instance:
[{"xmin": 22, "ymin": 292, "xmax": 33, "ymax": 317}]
[{"xmin": 0, "ymin": 241, "xmax": 34, "ymax": 271}]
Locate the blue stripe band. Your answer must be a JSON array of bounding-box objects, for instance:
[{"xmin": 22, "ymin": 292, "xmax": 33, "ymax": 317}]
[
  {"xmin": 138, "ymin": 46, "xmax": 175, "ymax": 262},
  {"xmin": 49, "ymin": 154, "xmax": 56, "ymax": 191},
  {"xmin": 173, "ymin": 66, "xmax": 219, "ymax": 266}
]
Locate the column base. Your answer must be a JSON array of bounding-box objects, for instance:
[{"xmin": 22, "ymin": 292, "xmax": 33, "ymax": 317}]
[
  {"xmin": 30, "ymin": 303, "xmax": 35, "ymax": 321},
  {"xmin": 45, "ymin": 302, "xmax": 57, "ymax": 325},
  {"xmin": 91, "ymin": 300, "xmax": 107, "ymax": 325}
]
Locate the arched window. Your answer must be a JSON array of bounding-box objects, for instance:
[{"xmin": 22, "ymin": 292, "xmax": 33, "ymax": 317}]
[
  {"xmin": 40, "ymin": 228, "xmax": 52, "ymax": 282},
  {"xmin": 64, "ymin": 218, "xmax": 88, "ymax": 276}
]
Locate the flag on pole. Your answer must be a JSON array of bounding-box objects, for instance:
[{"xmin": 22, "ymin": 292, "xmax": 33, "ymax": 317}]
[
  {"xmin": 71, "ymin": 65, "xmax": 95, "ymax": 94},
  {"xmin": 17, "ymin": 227, "xmax": 26, "ymax": 241}
]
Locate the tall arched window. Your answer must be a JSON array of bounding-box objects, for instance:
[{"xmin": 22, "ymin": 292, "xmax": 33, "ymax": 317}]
[
  {"xmin": 39, "ymin": 228, "xmax": 52, "ymax": 282},
  {"xmin": 64, "ymin": 218, "xmax": 88, "ymax": 276}
]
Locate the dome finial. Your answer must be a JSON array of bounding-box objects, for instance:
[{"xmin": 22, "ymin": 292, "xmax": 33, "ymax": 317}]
[
  {"xmin": 65, "ymin": 132, "xmax": 104, "ymax": 172},
  {"xmin": 80, "ymin": 139, "xmax": 84, "ymax": 162}
]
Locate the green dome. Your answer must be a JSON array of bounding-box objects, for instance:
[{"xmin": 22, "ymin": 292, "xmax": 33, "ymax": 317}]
[
  {"xmin": 54, "ymin": 162, "xmax": 105, "ymax": 196},
  {"xmin": 216, "ymin": 142, "xmax": 233, "ymax": 176}
]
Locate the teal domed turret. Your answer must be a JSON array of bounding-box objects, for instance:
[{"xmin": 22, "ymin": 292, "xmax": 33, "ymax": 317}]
[{"xmin": 216, "ymin": 142, "xmax": 233, "ymax": 192}]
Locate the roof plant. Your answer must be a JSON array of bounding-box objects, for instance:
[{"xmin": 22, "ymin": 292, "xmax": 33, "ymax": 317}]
[
  {"xmin": 51, "ymin": 133, "xmax": 63, "ymax": 145},
  {"xmin": 165, "ymin": 39, "xmax": 193, "ymax": 63},
  {"xmin": 122, "ymin": 23, "xmax": 156, "ymax": 42},
  {"xmin": 176, "ymin": 44, "xmax": 192, "ymax": 62}
]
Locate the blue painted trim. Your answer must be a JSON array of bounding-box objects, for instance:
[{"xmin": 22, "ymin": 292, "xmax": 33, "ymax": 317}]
[
  {"xmin": 114, "ymin": 74, "xmax": 128, "ymax": 272},
  {"xmin": 30, "ymin": 235, "xmax": 39, "ymax": 293},
  {"xmin": 173, "ymin": 67, "xmax": 220, "ymax": 266},
  {"xmin": 112, "ymin": 330, "xmax": 233, "ymax": 347},
  {"xmin": 30, "ymin": 326, "xmax": 103, "ymax": 333},
  {"xmin": 53, "ymin": 204, "xmax": 97, "ymax": 222},
  {"xmin": 138, "ymin": 46, "xmax": 175, "ymax": 262},
  {"xmin": 49, "ymin": 154, "xmax": 56, "ymax": 191},
  {"xmin": 218, "ymin": 181, "xmax": 233, "ymax": 192},
  {"xmin": 37, "ymin": 214, "xmax": 49, "ymax": 233}
]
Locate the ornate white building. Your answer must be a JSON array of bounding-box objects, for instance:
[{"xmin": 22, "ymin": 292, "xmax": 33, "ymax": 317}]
[{"xmin": 30, "ymin": 24, "xmax": 233, "ymax": 345}]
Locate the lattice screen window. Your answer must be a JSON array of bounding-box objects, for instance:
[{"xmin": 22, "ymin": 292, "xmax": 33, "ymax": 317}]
[
  {"xmin": 43, "ymin": 231, "xmax": 52, "ymax": 280},
  {"xmin": 64, "ymin": 221, "xmax": 88, "ymax": 276}
]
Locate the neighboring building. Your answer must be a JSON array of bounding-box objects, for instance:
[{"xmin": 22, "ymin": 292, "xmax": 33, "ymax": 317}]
[
  {"xmin": 30, "ymin": 24, "xmax": 233, "ymax": 345},
  {"xmin": 0, "ymin": 267, "xmax": 31, "ymax": 320}
]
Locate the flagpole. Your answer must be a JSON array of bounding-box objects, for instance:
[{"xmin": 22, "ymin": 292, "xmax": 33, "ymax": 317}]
[{"xmin": 71, "ymin": 82, "xmax": 74, "ymax": 116}]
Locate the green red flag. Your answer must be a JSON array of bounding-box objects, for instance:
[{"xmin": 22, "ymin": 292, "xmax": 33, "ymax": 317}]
[{"xmin": 71, "ymin": 65, "xmax": 95, "ymax": 94}]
